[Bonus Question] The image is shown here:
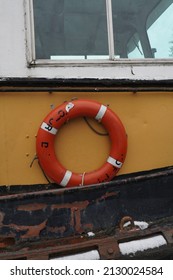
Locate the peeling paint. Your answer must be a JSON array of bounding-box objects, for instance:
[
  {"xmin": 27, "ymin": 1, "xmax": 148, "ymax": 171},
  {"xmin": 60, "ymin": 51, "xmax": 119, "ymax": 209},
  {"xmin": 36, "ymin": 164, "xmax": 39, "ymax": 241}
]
[{"xmin": 17, "ymin": 203, "xmax": 47, "ymax": 211}]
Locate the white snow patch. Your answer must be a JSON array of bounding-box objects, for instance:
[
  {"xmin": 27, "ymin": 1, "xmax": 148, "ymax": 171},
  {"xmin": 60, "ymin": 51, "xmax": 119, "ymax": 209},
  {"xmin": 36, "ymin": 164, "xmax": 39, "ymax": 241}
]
[
  {"xmin": 123, "ymin": 221, "xmax": 149, "ymax": 230},
  {"xmin": 87, "ymin": 232, "xmax": 95, "ymax": 237},
  {"xmin": 119, "ymin": 234, "xmax": 167, "ymax": 256},
  {"xmin": 50, "ymin": 250, "xmax": 100, "ymax": 260}
]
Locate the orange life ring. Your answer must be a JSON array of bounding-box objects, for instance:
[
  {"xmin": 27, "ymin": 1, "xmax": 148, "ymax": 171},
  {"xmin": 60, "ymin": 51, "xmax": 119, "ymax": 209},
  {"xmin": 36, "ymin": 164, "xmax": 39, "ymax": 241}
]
[{"xmin": 36, "ymin": 99, "xmax": 127, "ymax": 187}]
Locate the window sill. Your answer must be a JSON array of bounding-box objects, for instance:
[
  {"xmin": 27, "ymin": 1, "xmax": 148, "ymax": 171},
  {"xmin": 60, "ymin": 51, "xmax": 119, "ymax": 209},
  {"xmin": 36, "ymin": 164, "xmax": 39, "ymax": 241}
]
[{"xmin": 29, "ymin": 58, "xmax": 173, "ymax": 67}]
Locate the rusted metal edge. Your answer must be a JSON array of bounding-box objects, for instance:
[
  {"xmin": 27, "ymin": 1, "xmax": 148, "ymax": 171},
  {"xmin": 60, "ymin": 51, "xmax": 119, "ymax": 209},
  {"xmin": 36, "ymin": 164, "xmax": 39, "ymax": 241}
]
[
  {"xmin": 0, "ymin": 222, "xmax": 172, "ymax": 260},
  {"xmin": 1, "ymin": 165, "xmax": 173, "ymax": 201}
]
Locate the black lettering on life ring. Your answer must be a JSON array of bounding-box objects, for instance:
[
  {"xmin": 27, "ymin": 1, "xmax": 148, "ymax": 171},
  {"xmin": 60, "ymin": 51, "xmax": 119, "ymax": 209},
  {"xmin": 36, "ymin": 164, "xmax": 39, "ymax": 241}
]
[
  {"xmin": 56, "ymin": 110, "xmax": 65, "ymax": 122},
  {"xmin": 115, "ymin": 160, "xmax": 121, "ymax": 166},
  {"xmin": 41, "ymin": 142, "xmax": 49, "ymax": 148},
  {"xmin": 48, "ymin": 118, "xmax": 53, "ymax": 125},
  {"xmin": 44, "ymin": 124, "xmax": 53, "ymax": 132}
]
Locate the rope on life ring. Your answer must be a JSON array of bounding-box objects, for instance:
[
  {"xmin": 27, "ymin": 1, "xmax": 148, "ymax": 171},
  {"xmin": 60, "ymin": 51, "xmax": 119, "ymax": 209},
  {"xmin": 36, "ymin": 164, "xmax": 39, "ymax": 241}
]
[{"xmin": 36, "ymin": 99, "xmax": 127, "ymax": 187}]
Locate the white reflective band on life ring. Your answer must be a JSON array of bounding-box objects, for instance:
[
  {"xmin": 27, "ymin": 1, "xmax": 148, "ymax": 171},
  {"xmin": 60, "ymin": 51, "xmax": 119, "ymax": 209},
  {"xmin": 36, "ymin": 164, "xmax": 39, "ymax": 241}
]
[
  {"xmin": 60, "ymin": 170, "xmax": 72, "ymax": 187},
  {"xmin": 95, "ymin": 105, "xmax": 107, "ymax": 121},
  {"xmin": 41, "ymin": 122, "xmax": 58, "ymax": 135},
  {"xmin": 107, "ymin": 156, "xmax": 123, "ymax": 168}
]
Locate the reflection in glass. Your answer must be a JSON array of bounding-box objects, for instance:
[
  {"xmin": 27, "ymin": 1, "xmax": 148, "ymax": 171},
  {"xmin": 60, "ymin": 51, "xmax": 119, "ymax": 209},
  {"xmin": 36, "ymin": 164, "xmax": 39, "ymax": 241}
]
[
  {"xmin": 112, "ymin": 0, "xmax": 173, "ymax": 58},
  {"xmin": 33, "ymin": 0, "xmax": 108, "ymax": 59}
]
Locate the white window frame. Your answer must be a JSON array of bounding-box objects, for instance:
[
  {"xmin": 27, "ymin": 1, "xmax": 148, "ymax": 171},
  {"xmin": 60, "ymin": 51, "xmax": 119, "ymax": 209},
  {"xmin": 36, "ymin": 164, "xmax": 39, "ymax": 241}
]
[{"xmin": 25, "ymin": 0, "xmax": 173, "ymax": 67}]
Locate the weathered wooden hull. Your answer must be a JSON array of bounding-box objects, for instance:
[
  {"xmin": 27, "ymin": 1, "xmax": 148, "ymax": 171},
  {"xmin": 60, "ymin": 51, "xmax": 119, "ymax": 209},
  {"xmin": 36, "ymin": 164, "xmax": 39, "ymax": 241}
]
[{"xmin": 0, "ymin": 166, "xmax": 173, "ymax": 259}]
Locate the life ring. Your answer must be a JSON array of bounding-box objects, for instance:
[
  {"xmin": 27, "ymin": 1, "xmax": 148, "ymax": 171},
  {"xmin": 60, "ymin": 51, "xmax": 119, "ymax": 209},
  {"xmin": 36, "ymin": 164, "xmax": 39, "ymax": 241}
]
[{"xmin": 36, "ymin": 99, "xmax": 127, "ymax": 187}]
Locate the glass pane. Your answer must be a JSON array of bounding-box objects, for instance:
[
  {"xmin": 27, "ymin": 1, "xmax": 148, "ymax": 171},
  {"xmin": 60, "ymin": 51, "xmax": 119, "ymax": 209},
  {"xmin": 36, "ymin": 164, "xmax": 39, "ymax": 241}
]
[
  {"xmin": 33, "ymin": 0, "xmax": 108, "ymax": 60},
  {"xmin": 147, "ymin": 2, "xmax": 173, "ymax": 58},
  {"xmin": 112, "ymin": 0, "xmax": 173, "ymax": 59}
]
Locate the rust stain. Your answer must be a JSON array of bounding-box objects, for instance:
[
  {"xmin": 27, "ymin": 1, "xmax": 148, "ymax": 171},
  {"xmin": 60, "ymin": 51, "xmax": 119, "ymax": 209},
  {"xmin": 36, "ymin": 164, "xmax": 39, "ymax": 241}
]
[
  {"xmin": 68, "ymin": 201, "xmax": 90, "ymax": 234},
  {"xmin": 51, "ymin": 201, "xmax": 90, "ymax": 235},
  {"xmin": 51, "ymin": 200, "xmax": 89, "ymax": 211},
  {"xmin": 46, "ymin": 226, "xmax": 66, "ymax": 235},
  {"xmin": 97, "ymin": 191, "xmax": 119, "ymax": 202},
  {"xmin": 73, "ymin": 209, "xmax": 82, "ymax": 233},
  {"xmin": 8, "ymin": 220, "xmax": 47, "ymax": 239},
  {"xmin": 17, "ymin": 203, "xmax": 47, "ymax": 211},
  {"xmin": 0, "ymin": 212, "xmax": 4, "ymax": 225},
  {"xmin": 70, "ymin": 209, "xmax": 94, "ymax": 234},
  {"xmin": 0, "ymin": 237, "xmax": 15, "ymax": 248},
  {"xmin": 21, "ymin": 220, "xmax": 47, "ymax": 239}
]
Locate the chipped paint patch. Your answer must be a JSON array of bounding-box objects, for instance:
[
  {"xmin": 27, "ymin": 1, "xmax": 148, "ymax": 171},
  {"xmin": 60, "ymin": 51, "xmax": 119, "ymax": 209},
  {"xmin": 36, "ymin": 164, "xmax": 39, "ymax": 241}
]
[{"xmin": 17, "ymin": 203, "xmax": 47, "ymax": 211}]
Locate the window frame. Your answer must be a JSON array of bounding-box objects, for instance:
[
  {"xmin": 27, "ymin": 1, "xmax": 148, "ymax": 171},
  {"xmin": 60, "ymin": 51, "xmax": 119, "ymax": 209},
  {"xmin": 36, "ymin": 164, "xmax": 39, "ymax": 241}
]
[{"xmin": 25, "ymin": 0, "xmax": 173, "ymax": 67}]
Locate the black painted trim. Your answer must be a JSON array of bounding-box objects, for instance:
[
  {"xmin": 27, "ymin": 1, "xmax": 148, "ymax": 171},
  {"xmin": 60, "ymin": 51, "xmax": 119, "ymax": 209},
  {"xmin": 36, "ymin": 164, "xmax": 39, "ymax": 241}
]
[
  {"xmin": 1, "ymin": 165, "xmax": 173, "ymax": 197},
  {"xmin": 1, "ymin": 78, "xmax": 173, "ymax": 91}
]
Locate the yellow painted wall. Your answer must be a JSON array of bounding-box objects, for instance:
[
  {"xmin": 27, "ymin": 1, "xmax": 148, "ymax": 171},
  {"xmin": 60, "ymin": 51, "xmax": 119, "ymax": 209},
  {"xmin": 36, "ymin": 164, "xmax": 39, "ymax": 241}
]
[{"xmin": 1, "ymin": 90, "xmax": 173, "ymax": 186}]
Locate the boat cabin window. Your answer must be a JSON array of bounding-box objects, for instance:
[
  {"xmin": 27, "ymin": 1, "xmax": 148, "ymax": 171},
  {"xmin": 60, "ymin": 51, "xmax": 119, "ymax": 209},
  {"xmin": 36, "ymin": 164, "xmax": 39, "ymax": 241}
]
[{"xmin": 29, "ymin": 0, "xmax": 173, "ymax": 62}]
